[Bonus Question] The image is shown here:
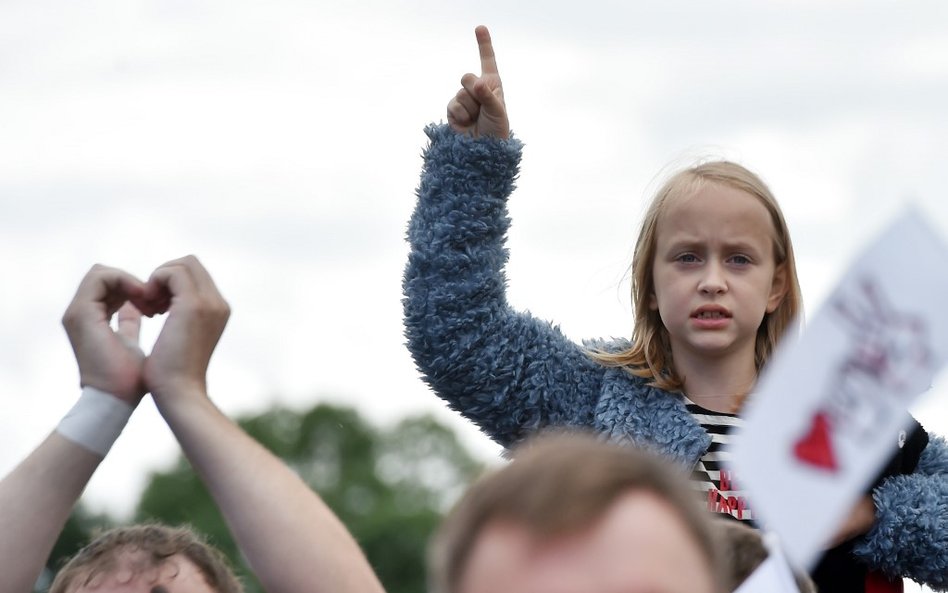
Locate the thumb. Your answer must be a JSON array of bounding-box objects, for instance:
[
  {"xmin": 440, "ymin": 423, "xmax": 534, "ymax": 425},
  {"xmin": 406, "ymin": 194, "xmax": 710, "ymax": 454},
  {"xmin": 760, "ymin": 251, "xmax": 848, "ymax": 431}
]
[
  {"xmin": 116, "ymin": 302, "xmax": 143, "ymax": 349},
  {"xmin": 473, "ymin": 78, "xmax": 505, "ymax": 118}
]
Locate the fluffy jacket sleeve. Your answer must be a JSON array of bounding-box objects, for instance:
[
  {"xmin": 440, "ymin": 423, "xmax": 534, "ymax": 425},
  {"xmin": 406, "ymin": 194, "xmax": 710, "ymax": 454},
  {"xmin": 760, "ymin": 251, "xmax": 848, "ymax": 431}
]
[
  {"xmin": 403, "ymin": 124, "xmax": 606, "ymax": 447},
  {"xmin": 853, "ymin": 435, "xmax": 948, "ymax": 589}
]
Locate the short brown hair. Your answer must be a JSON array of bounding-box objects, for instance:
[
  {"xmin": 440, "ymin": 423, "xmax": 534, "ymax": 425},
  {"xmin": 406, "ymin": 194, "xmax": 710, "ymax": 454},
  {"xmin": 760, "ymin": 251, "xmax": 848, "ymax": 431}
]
[
  {"xmin": 428, "ymin": 432, "xmax": 722, "ymax": 593},
  {"xmin": 50, "ymin": 523, "xmax": 243, "ymax": 593},
  {"xmin": 714, "ymin": 519, "xmax": 815, "ymax": 593}
]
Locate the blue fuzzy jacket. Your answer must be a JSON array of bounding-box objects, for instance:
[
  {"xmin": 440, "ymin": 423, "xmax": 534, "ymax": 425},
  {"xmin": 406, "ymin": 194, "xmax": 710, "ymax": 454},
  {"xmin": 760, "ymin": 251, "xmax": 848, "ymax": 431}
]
[{"xmin": 403, "ymin": 124, "xmax": 948, "ymax": 589}]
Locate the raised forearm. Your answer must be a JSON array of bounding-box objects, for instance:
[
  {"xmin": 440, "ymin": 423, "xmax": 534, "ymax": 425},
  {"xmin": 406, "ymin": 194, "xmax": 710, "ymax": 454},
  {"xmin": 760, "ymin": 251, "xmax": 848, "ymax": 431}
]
[
  {"xmin": 0, "ymin": 433, "xmax": 102, "ymax": 593},
  {"xmin": 157, "ymin": 393, "xmax": 386, "ymax": 593}
]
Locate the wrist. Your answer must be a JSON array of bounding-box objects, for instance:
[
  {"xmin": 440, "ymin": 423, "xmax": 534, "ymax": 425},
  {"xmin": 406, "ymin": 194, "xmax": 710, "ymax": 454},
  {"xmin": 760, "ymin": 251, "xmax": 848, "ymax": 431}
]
[
  {"xmin": 147, "ymin": 375, "xmax": 207, "ymax": 400},
  {"xmin": 56, "ymin": 387, "xmax": 135, "ymax": 456},
  {"xmin": 152, "ymin": 383, "xmax": 213, "ymax": 414},
  {"xmin": 855, "ymin": 497, "xmax": 877, "ymax": 534}
]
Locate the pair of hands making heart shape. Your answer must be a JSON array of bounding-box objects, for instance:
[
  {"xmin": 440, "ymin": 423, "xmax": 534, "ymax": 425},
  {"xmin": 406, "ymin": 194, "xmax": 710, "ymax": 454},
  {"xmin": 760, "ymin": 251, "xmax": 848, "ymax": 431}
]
[{"xmin": 61, "ymin": 255, "xmax": 230, "ymax": 406}]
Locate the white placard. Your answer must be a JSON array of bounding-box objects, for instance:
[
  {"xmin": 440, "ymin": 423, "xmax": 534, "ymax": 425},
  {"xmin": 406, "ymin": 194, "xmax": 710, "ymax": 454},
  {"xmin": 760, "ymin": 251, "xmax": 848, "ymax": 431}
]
[{"xmin": 731, "ymin": 208, "xmax": 948, "ymax": 568}]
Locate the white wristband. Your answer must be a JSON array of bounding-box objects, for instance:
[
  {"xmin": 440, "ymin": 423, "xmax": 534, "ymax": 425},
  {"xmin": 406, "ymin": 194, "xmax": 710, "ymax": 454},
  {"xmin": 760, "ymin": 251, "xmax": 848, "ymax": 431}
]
[{"xmin": 56, "ymin": 387, "xmax": 134, "ymax": 456}]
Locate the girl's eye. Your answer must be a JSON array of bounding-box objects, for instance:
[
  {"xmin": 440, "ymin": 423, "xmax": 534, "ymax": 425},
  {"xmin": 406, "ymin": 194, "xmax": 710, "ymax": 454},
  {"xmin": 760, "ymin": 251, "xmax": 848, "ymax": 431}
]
[
  {"xmin": 729, "ymin": 255, "xmax": 751, "ymax": 265},
  {"xmin": 677, "ymin": 253, "xmax": 699, "ymax": 264}
]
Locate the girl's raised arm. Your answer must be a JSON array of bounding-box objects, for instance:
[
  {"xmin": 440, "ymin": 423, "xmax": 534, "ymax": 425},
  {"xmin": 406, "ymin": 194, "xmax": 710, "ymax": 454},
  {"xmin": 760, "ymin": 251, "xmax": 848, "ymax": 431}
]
[{"xmin": 403, "ymin": 27, "xmax": 603, "ymax": 448}]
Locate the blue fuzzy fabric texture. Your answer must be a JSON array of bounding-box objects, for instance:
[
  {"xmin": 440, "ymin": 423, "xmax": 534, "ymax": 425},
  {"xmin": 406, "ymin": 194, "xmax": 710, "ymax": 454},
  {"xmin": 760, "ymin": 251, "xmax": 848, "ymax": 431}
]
[
  {"xmin": 403, "ymin": 123, "xmax": 948, "ymax": 589},
  {"xmin": 853, "ymin": 435, "xmax": 948, "ymax": 588}
]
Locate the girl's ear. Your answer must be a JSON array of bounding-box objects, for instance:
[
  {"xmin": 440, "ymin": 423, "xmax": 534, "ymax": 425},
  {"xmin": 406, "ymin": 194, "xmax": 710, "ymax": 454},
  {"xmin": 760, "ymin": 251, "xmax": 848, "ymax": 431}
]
[
  {"xmin": 767, "ymin": 264, "xmax": 789, "ymax": 313},
  {"xmin": 649, "ymin": 292, "xmax": 658, "ymax": 311}
]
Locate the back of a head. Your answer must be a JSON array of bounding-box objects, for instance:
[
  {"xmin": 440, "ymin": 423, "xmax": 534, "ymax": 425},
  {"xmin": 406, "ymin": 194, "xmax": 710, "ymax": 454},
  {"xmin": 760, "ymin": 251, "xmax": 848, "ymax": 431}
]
[
  {"xmin": 715, "ymin": 519, "xmax": 770, "ymax": 591},
  {"xmin": 50, "ymin": 523, "xmax": 242, "ymax": 593},
  {"xmin": 429, "ymin": 432, "xmax": 724, "ymax": 593},
  {"xmin": 714, "ymin": 519, "xmax": 816, "ymax": 593}
]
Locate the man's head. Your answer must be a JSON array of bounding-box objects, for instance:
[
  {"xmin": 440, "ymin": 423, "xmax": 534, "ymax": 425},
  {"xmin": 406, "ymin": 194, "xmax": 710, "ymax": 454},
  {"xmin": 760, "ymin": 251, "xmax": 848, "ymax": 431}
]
[
  {"xmin": 715, "ymin": 519, "xmax": 816, "ymax": 593},
  {"xmin": 429, "ymin": 433, "xmax": 723, "ymax": 593},
  {"xmin": 50, "ymin": 524, "xmax": 242, "ymax": 593}
]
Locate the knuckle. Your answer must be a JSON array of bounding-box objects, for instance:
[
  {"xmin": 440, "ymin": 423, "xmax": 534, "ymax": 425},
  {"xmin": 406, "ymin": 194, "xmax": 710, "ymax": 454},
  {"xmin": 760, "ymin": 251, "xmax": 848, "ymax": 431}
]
[
  {"xmin": 61, "ymin": 306, "xmax": 84, "ymax": 331},
  {"xmin": 210, "ymin": 298, "xmax": 231, "ymax": 320}
]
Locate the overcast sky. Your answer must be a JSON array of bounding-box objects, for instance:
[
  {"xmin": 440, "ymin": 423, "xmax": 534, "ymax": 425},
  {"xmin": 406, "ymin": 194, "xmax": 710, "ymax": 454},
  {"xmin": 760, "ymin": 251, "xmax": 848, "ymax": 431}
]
[{"xmin": 2, "ymin": 4, "xmax": 948, "ymax": 586}]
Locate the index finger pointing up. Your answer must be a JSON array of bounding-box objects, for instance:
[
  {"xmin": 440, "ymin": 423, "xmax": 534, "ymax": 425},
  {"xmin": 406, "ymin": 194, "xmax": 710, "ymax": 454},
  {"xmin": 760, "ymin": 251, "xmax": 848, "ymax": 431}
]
[{"xmin": 475, "ymin": 25, "xmax": 499, "ymax": 75}]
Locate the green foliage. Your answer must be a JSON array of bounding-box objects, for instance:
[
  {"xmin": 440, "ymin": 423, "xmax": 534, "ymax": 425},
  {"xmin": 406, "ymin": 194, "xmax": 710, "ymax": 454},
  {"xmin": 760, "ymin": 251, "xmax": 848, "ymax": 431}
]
[
  {"xmin": 132, "ymin": 403, "xmax": 484, "ymax": 593},
  {"xmin": 38, "ymin": 505, "xmax": 114, "ymax": 591}
]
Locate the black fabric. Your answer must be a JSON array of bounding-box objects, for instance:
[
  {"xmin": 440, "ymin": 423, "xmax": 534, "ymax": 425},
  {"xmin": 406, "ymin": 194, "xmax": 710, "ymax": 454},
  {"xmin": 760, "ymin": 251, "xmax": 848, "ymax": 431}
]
[{"xmin": 811, "ymin": 418, "xmax": 929, "ymax": 593}]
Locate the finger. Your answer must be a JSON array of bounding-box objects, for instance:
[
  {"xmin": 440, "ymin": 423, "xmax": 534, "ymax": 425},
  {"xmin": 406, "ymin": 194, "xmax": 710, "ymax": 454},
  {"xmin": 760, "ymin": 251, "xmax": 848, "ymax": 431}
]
[
  {"xmin": 116, "ymin": 302, "xmax": 143, "ymax": 345},
  {"xmin": 74, "ymin": 265, "xmax": 145, "ymax": 305},
  {"xmin": 459, "ymin": 72, "xmax": 479, "ymax": 95},
  {"xmin": 472, "ymin": 78, "xmax": 506, "ymax": 119},
  {"xmin": 65, "ymin": 265, "xmax": 145, "ymax": 327},
  {"xmin": 458, "ymin": 74, "xmax": 490, "ymax": 119},
  {"xmin": 152, "ymin": 255, "xmax": 221, "ymax": 298},
  {"xmin": 145, "ymin": 261, "xmax": 198, "ymax": 306},
  {"xmin": 145, "ymin": 256, "xmax": 228, "ymax": 325},
  {"xmin": 448, "ymin": 97, "xmax": 476, "ymax": 128},
  {"xmin": 135, "ymin": 286, "xmax": 171, "ymax": 318},
  {"xmin": 178, "ymin": 256, "xmax": 230, "ymax": 322},
  {"xmin": 447, "ymin": 105, "xmax": 469, "ymax": 129},
  {"xmin": 454, "ymin": 85, "xmax": 480, "ymax": 116},
  {"xmin": 176, "ymin": 255, "xmax": 222, "ymax": 299},
  {"xmin": 454, "ymin": 89, "xmax": 481, "ymax": 119},
  {"xmin": 129, "ymin": 293, "xmax": 166, "ymax": 317},
  {"xmin": 460, "ymin": 73, "xmax": 505, "ymax": 118},
  {"xmin": 474, "ymin": 25, "xmax": 499, "ymax": 76}
]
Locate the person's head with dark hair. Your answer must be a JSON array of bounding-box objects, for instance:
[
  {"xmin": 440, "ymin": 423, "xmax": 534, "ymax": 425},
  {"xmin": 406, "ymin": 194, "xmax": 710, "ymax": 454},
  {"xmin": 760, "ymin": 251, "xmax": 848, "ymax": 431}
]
[
  {"xmin": 429, "ymin": 432, "xmax": 724, "ymax": 593},
  {"xmin": 50, "ymin": 523, "xmax": 242, "ymax": 593},
  {"xmin": 714, "ymin": 519, "xmax": 816, "ymax": 593}
]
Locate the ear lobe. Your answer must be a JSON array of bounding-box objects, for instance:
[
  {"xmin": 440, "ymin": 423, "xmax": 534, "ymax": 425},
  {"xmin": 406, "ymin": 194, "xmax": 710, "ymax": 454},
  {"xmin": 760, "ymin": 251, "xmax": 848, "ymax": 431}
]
[
  {"xmin": 767, "ymin": 264, "xmax": 789, "ymax": 313},
  {"xmin": 649, "ymin": 292, "xmax": 658, "ymax": 311}
]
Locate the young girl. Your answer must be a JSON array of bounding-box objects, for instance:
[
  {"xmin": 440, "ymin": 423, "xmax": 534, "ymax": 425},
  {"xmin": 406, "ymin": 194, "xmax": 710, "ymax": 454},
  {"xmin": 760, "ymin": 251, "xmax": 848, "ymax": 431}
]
[{"xmin": 403, "ymin": 26, "xmax": 948, "ymax": 592}]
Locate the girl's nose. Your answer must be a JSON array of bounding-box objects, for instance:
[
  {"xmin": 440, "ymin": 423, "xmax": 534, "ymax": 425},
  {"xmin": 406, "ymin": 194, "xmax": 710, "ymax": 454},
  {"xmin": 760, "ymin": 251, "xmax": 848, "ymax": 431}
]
[{"xmin": 698, "ymin": 264, "xmax": 727, "ymax": 294}]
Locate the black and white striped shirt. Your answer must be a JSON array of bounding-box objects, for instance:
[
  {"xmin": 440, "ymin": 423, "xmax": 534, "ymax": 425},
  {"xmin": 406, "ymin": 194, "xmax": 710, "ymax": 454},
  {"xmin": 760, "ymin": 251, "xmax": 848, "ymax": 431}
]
[{"xmin": 684, "ymin": 397, "xmax": 754, "ymax": 523}]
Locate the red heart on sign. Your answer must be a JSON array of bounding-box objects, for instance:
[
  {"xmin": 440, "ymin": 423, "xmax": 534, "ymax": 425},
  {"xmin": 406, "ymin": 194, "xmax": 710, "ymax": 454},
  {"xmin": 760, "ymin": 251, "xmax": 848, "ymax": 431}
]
[{"xmin": 793, "ymin": 412, "xmax": 838, "ymax": 472}]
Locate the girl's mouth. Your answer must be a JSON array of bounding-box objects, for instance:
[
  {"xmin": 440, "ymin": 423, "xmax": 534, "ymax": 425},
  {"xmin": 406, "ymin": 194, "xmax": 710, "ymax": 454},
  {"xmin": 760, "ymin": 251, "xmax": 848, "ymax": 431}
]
[{"xmin": 691, "ymin": 307, "xmax": 732, "ymax": 319}]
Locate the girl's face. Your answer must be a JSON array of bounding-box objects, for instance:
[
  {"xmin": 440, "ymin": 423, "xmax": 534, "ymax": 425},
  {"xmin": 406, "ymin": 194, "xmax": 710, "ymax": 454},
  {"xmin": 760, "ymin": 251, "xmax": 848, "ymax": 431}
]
[{"xmin": 650, "ymin": 182, "xmax": 786, "ymax": 370}]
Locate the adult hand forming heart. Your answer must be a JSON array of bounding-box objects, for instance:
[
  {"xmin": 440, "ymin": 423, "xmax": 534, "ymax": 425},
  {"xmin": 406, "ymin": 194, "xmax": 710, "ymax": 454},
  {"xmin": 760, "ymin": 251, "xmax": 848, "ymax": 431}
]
[{"xmin": 62, "ymin": 255, "xmax": 230, "ymax": 406}]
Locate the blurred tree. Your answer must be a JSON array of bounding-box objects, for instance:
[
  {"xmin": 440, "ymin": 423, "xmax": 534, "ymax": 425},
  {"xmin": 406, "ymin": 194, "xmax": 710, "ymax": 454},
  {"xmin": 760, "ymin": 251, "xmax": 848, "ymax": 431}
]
[
  {"xmin": 134, "ymin": 403, "xmax": 485, "ymax": 593},
  {"xmin": 36, "ymin": 505, "xmax": 114, "ymax": 592}
]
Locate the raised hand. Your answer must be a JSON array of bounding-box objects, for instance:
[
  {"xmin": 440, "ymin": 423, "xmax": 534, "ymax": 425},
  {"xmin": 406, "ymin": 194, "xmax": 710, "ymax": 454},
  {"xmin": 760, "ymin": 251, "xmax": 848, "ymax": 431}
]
[
  {"xmin": 140, "ymin": 256, "xmax": 386, "ymax": 593},
  {"xmin": 828, "ymin": 495, "xmax": 876, "ymax": 547},
  {"xmin": 6, "ymin": 267, "xmax": 154, "ymax": 593},
  {"xmin": 142, "ymin": 255, "xmax": 230, "ymax": 400},
  {"xmin": 61, "ymin": 265, "xmax": 155, "ymax": 404},
  {"xmin": 447, "ymin": 25, "xmax": 510, "ymax": 139}
]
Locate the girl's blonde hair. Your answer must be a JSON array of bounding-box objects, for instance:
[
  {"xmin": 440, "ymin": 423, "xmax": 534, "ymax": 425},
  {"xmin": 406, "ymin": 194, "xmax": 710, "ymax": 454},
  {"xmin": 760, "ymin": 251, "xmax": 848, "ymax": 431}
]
[{"xmin": 590, "ymin": 161, "xmax": 802, "ymax": 396}]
